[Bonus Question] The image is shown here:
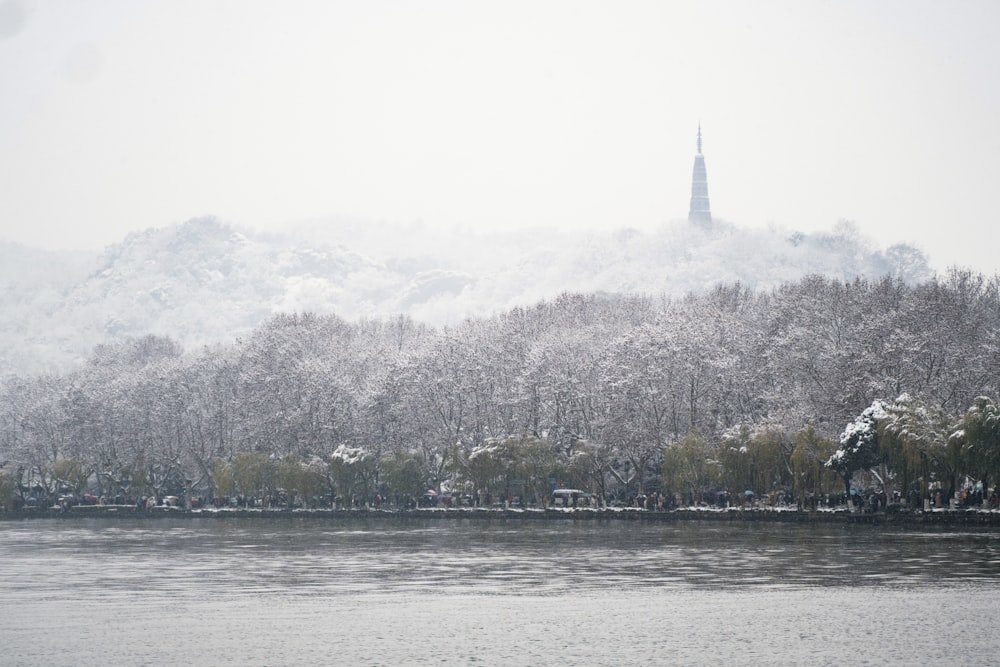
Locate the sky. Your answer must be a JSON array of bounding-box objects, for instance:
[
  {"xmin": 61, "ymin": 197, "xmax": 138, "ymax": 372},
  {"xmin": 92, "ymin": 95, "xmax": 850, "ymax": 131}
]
[{"xmin": 1, "ymin": 0, "xmax": 998, "ymax": 274}]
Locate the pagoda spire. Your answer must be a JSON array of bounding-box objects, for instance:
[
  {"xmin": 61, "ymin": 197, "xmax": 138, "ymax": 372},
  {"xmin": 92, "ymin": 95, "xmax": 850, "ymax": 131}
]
[{"xmin": 688, "ymin": 125, "xmax": 712, "ymax": 226}]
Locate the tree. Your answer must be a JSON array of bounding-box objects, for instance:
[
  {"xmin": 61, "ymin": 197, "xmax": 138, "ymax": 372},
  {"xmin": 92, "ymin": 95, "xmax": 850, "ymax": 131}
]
[
  {"xmin": 715, "ymin": 426, "xmax": 792, "ymax": 503},
  {"xmin": 380, "ymin": 451, "xmax": 426, "ymax": 507},
  {"xmin": 213, "ymin": 457, "xmax": 235, "ymax": 500},
  {"xmin": 6, "ymin": 272, "xmax": 1000, "ymax": 509},
  {"xmin": 790, "ymin": 426, "xmax": 836, "ymax": 509},
  {"xmin": 879, "ymin": 394, "xmax": 957, "ymax": 505},
  {"xmin": 565, "ymin": 439, "xmax": 614, "ymax": 503},
  {"xmin": 956, "ymin": 396, "xmax": 1000, "ymax": 506},
  {"xmin": 826, "ymin": 400, "xmax": 887, "ymax": 499},
  {"xmin": 463, "ymin": 439, "xmax": 511, "ymax": 503},
  {"xmin": 0, "ymin": 464, "xmax": 20, "ymax": 510},
  {"xmin": 274, "ymin": 455, "xmax": 308, "ymax": 508},
  {"xmin": 328, "ymin": 444, "xmax": 375, "ymax": 507},
  {"xmin": 749, "ymin": 428, "xmax": 793, "ymax": 498},
  {"xmin": 459, "ymin": 435, "xmax": 559, "ymax": 506},
  {"xmin": 230, "ymin": 452, "xmax": 272, "ymax": 504},
  {"xmin": 508, "ymin": 436, "xmax": 558, "ymax": 507},
  {"xmin": 717, "ymin": 425, "xmax": 754, "ymax": 499},
  {"xmin": 662, "ymin": 432, "xmax": 716, "ymax": 505}
]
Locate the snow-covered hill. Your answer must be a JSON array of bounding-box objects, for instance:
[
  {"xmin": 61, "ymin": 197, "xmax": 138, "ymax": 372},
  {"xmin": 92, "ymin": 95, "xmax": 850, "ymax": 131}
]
[{"xmin": 0, "ymin": 216, "xmax": 932, "ymax": 377}]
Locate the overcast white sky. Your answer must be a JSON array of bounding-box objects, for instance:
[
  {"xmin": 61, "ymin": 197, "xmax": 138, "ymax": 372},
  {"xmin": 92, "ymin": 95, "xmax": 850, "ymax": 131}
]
[{"xmin": 1, "ymin": 0, "xmax": 997, "ymax": 273}]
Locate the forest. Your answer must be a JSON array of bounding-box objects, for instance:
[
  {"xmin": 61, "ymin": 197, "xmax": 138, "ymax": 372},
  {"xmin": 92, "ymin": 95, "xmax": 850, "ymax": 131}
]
[{"xmin": 2, "ymin": 269, "xmax": 1000, "ymax": 511}]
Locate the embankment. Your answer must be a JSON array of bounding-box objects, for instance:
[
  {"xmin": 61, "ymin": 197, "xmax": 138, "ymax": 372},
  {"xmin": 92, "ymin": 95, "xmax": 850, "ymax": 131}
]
[{"xmin": 5, "ymin": 504, "xmax": 1000, "ymax": 528}]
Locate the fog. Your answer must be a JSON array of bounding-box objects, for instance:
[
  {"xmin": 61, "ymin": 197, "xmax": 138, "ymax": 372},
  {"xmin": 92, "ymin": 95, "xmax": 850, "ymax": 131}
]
[
  {"xmin": 1, "ymin": 1, "xmax": 998, "ymax": 274},
  {"xmin": 0, "ymin": 215, "xmax": 933, "ymax": 377}
]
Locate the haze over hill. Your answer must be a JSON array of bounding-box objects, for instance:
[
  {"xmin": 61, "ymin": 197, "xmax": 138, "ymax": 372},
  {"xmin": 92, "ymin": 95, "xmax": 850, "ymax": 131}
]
[{"xmin": 1, "ymin": 216, "xmax": 933, "ymax": 377}]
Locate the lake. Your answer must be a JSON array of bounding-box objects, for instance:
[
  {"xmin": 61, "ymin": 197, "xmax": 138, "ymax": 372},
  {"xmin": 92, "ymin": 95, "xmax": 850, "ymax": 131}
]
[{"xmin": 1, "ymin": 515, "xmax": 998, "ymax": 665}]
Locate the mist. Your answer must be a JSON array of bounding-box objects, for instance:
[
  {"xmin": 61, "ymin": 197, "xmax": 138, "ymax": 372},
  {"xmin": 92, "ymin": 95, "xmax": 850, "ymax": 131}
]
[{"xmin": 0, "ymin": 215, "xmax": 934, "ymax": 377}]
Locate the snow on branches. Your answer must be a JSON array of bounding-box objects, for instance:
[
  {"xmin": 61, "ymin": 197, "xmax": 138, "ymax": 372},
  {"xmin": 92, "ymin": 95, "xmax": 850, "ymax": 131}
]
[
  {"xmin": 826, "ymin": 399, "xmax": 888, "ymax": 483},
  {"xmin": 330, "ymin": 444, "xmax": 369, "ymax": 466}
]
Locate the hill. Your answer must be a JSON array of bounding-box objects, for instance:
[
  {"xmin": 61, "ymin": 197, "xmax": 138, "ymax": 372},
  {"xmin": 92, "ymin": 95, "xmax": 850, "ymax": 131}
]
[{"xmin": 0, "ymin": 216, "xmax": 932, "ymax": 377}]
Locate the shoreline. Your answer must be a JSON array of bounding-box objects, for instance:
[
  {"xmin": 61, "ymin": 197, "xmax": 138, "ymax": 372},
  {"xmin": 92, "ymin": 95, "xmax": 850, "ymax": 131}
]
[{"xmin": 5, "ymin": 504, "xmax": 1000, "ymax": 528}]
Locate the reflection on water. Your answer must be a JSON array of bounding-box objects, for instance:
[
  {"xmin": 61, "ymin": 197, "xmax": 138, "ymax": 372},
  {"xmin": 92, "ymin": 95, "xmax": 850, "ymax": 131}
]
[
  {"xmin": 2, "ymin": 517, "xmax": 999, "ymax": 665},
  {"xmin": 7, "ymin": 517, "xmax": 997, "ymax": 594}
]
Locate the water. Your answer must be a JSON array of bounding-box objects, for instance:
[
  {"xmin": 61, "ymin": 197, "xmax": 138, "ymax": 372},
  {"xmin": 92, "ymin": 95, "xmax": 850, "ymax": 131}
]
[{"xmin": 2, "ymin": 516, "xmax": 999, "ymax": 665}]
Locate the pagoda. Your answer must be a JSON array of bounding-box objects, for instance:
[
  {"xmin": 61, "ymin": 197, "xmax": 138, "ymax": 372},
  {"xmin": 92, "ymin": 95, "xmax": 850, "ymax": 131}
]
[{"xmin": 688, "ymin": 125, "xmax": 712, "ymax": 226}]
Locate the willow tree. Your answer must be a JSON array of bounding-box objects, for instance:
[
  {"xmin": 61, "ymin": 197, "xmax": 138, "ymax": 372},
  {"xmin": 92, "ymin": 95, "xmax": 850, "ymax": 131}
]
[
  {"xmin": 717, "ymin": 425, "xmax": 753, "ymax": 498},
  {"xmin": 463, "ymin": 438, "xmax": 512, "ymax": 502},
  {"xmin": 957, "ymin": 396, "xmax": 1000, "ymax": 506},
  {"xmin": 748, "ymin": 428, "xmax": 793, "ymax": 498},
  {"xmin": 790, "ymin": 426, "xmax": 835, "ymax": 510},
  {"xmin": 273, "ymin": 455, "xmax": 327, "ymax": 509},
  {"xmin": 329, "ymin": 444, "xmax": 375, "ymax": 506},
  {"xmin": 380, "ymin": 450, "xmax": 426, "ymax": 506},
  {"xmin": 230, "ymin": 452, "xmax": 272, "ymax": 503},
  {"xmin": 715, "ymin": 426, "xmax": 791, "ymax": 502},
  {"xmin": 509, "ymin": 436, "xmax": 559, "ymax": 506},
  {"xmin": 662, "ymin": 432, "xmax": 716, "ymax": 504},
  {"xmin": 879, "ymin": 394, "xmax": 957, "ymax": 505}
]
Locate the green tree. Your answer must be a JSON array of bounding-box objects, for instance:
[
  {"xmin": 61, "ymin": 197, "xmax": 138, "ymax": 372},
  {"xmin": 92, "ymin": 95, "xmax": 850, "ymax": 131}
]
[
  {"xmin": 463, "ymin": 439, "xmax": 510, "ymax": 501},
  {"xmin": 274, "ymin": 455, "xmax": 307, "ymax": 508},
  {"xmin": 663, "ymin": 432, "xmax": 716, "ymax": 503},
  {"xmin": 230, "ymin": 452, "xmax": 272, "ymax": 503},
  {"xmin": 0, "ymin": 465, "xmax": 20, "ymax": 510},
  {"xmin": 329, "ymin": 444, "xmax": 375, "ymax": 506},
  {"xmin": 52, "ymin": 458, "xmax": 90, "ymax": 497},
  {"xmin": 790, "ymin": 427, "xmax": 835, "ymax": 509},
  {"xmin": 509, "ymin": 436, "xmax": 558, "ymax": 506},
  {"xmin": 718, "ymin": 425, "xmax": 756, "ymax": 500},
  {"xmin": 957, "ymin": 396, "xmax": 1000, "ymax": 506},
  {"xmin": 749, "ymin": 429, "xmax": 792, "ymax": 498},
  {"xmin": 880, "ymin": 394, "xmax": 957, "ymax": 505},
  {"xmin": 462, "ymin": 436, "xmax": 557, "ymax": 506},
  {"xmin": 716, "ymin": 427, "xmax": 795, "ymax": 503},
  {"xmin": 380, "ymin": 451, "xmax": 426, "ymax": 506},
  {"xmin": 213, "ymin": 458, "xmax": 235, "ymax": 499}
]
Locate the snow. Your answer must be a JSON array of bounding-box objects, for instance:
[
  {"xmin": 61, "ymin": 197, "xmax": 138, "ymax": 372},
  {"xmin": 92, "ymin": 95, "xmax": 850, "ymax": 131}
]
[
  {"xmin": 827, "ymin": 399, "xmax": 888, "ymax": 470},
  {"xmin": 330, "ymin": 444, "xmax": 368, "ymax": 465},
  {"xmin": 0, "ymin": 216, "xmax": 933, "ymax": 376}
]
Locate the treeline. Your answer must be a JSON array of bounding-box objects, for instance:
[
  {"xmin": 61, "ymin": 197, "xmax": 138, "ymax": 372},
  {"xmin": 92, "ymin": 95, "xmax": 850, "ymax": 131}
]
[{"xmin": 2, "ymin": 270, "xmax": 1000, "ymax": 509}]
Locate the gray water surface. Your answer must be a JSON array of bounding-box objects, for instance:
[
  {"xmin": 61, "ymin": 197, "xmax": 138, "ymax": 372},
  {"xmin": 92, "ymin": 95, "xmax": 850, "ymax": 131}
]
[{"xmin": 2, "ymin": 517, "xmax": 998, "ymax": 665}]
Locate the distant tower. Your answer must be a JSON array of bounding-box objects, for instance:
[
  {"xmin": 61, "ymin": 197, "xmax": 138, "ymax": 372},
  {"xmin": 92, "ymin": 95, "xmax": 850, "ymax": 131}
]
[{"xmin": 688, "ymin": 124, "xmax": 712, "ymax": 226}]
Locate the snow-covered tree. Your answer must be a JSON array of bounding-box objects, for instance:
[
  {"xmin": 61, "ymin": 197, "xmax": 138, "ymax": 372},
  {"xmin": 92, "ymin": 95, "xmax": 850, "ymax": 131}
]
[{"xmin": 826, "ymin": 399, "xmax": 888, "ymax": 497}]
